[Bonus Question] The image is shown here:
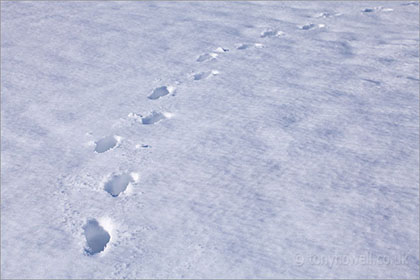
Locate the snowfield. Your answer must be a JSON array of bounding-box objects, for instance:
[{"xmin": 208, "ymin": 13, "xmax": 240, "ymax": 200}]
[{"xmin": 1, "ymin": 1, "xmax": 419, "ymax": 279}]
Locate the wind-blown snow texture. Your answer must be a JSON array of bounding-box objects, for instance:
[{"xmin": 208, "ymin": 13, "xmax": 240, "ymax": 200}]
[{"xmin": 1, "ymin": 1, "xmax": 419, "ymax": 279}]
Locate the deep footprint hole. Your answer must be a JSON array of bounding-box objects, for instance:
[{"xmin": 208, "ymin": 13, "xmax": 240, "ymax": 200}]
[
  {"xmin": 104, "ymin": 173, "xmax": 134, "ymax": 197},
  {"xmin": 148, "ymin": 86, "xmax": 171, "ymax": 100},
  {"xmin": 83, "ymin": 219, "xmax": 110, "ymax": 255},
  {"xmin": 95, "ymin": 136, "xmax": 118, "ymax": 153}
]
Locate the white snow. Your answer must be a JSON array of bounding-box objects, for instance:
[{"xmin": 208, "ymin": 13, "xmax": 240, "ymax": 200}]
[{"xmin": 1, "ymin": 1, "xmax": 419, "ymax": 279}]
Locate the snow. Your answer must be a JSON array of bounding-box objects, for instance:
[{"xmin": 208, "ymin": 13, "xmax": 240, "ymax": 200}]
[{"xmin": 1, "ymin": 1, "xmax": 419, "ymax": 278}]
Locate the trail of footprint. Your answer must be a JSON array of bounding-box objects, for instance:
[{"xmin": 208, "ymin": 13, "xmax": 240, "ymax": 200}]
[
  {"xmin": 191, "ymin": 70, "xmax": 219, "ymax": 81},
  {"xmin": 83, "ymin": 219, "xmax": 111, "ymax": 255},
  {"xmin": 128, "ymin": 111, "xmax": 173, "ymax": 125},
  {"xmin": 94, "ymin": 135, "xmax": 122, "ymax": 153},
  {"xmin": 104, "ymin": 172, "xmax": 139, "ymax": 197},
  {"xmin": 148, "ymin": 86, "xmax": 176, "ymax": 100},
  {"xmin": 81, "ymin": 22, "xmax": 283, "ymax": 256}
]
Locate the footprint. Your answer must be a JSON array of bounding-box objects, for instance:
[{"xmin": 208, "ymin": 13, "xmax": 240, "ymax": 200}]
[
  {"xmin": 83, "ymin": 219, "xmax": 111, "ymax": 255},
  {"xmin": 214, "ymin": 47, "xmax": 229, "ymax": 53},
  {"xmin": 196, "ymin": 53, "xmax": 218, "ymax": 62},
  {"xmin": 362, "ymin": 6, "xmax": 390, "ymax": 13},
  {"xmin": 135, "ymin": 144, "xmax": 151, "ymax": 149},
  {"xmin": 260, "ymin": 29, "xmax": 285, "ymax": 38},
  {"xmin": 94, "ymin": 135, "xmax": 122, "ymax": 153},
  {"xmin": 362, "ymin": 8, "xmax": 375, "ymax": 13},
  {"xmin": 104, "ymin": 172, "xmax": 139, "ymax": 197},
  {"xmin": 148, "ymin": 86, "xmax": 176, "ymax": 100},
  {"xmin": 191, "ymin": 70, "xmax": 219, "ymax": 81},
  {"xmin": 236, "ymin": 43, "xmax": 264, "ymax": 50},
  {"xmin": 313, "ymin": 12, "xmax": 341, "ymax": 18},
  {"xmin": 299, "ymin": 23, "xmax": 325, "ymax": 30},
  {"xmin": 402, "ymin": 1, "xmax": 419, "ymax": 6},
  {"xmin": 141, "ymin": 111, "xmax": 172, "ymax": 125},
  {"xmin": 299, "ymin": 23, "xmax": 316, "ymax": 30},
  {"xmin": 237, "ymin": 43, "xmax": 250, "ymax": 50},
  {"xmin": 314, "ymin": 12, "xmax": 331, "ymax": 18},
  {"xmin": 128, "ymin": 111, "xmax": 173, "ymax": 125}
]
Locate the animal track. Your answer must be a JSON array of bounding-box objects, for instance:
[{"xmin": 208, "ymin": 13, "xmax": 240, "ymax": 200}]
[
  {"xmin": 196, "ymin": 53, "xmax": 218, "ymax": 62},
  {"xmin": 104, "ymin": 172, "xmax": 139, "ymax": 197},
  {"xmin": 260, "ymin": 29, "xmax": 285, "ymax": 38},
  {"xmin": 191, "ymin": 70, "xmax": 219, "ymax": 81},
  {"xmin": 128, "ymin": 111, "xmax": 173, "ymax": 125},
  {"xmin": 83, "ymin": 219, "xmax": 111, "ymax": 255},
  {"xmin": 94, "ymin": 135, "xmax": 122, "ymax": 153},
  {"xmin": 148, "ymin": 86, "xmax": 176, "ymax": 100}
]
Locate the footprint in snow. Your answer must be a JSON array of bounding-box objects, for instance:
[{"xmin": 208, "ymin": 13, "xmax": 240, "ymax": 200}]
[
  {"xmin": 313, "ymin": 12, "xmax": 341, "ymax": 18},
  {"xmin": 402, "ymin": 1, "xmax": 419, "ymax": 6},
  {"xmin": 135, "ymin": 144, "xmax": 151, "ymax": 149},
  {"xmin": 362, "ymin": 8, "xmax": 375, "ymax": 13},
  {"xmin": 94, "ymin": 135, "xmax": 122, "ymax": 153},
  {"xmin": 148, "ymin": 85, "xmax": 176, "ymax": 100},
  {"xmin": 191, "ymin": 70, "xmax": 219, "ymax": 81},
  {"xmin": 260, "ymin": 29, "xmax": 285, "ymax": 38},
  {"xmin": 236, "ymin": 43, "xmax": 264, "ymax": 50},
  {"xmin": 83, "ymin": 219, "xmax": 111, "ymax": 255},
  {"xmin": 361, "ymin": 7, "xmax": 393, "ymax": 13},
  {"xmin": 128, "ymin": 111, "xmax": 173, "ymax": 125},
  {"xmin": 299, "ymin": 23, "xmax": 325, "ymax": 30},
  {"xmin": 196, "ymin": 53, "xmax": 218, "ymax": 62},
  {"xmin": 104, "ymin": 172, "xmax": 139, "ymax": 197},
  {"xmin": 214, "ymin": 47, "xmax": 229, "ymax": 53}
]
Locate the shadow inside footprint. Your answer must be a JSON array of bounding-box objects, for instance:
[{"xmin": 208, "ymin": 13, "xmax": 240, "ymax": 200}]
[
  {"xmin": 104, "ymin": 173, "xmax": 134, "ymax": 197},
  {"xmin": 237, "ymin": 44, "xmax": 250, "ymax": 50},
  {"xmin": 95, "ymin": 136, "xmax": 119, "ymax": 153},
  {"xmin": 148, "ymin": 86, "xmax": 174, "ymax": 100},
  {"xmin": 141, "ymin": 111, "xmax": 169, "ymax": 125},
  {"xmin": 261, "ymin": 29, "xmax": 284, "ymax": 38},
  {"xmin": 192, "ymin": 70, "xmax": 219, "ymax": 81},
  {"xmin": 83, "ymin": 219, "xmax": 110, "ymax": 255},
  {"xmin": 301, "ymin": 23, "xmax": 316, "ymax": 30},
  {"xmin": 362, "ymin": 8, "xmax": 375, "ymax": 12},
  {"xmin": 197, "ymin": 53, "xmax": 217, "ymax": 62}
]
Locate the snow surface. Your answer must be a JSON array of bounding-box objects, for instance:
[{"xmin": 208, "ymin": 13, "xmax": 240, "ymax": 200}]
[{"xmin": 1, "ymin": 1, "xmax": 419, "ymax": 279}]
